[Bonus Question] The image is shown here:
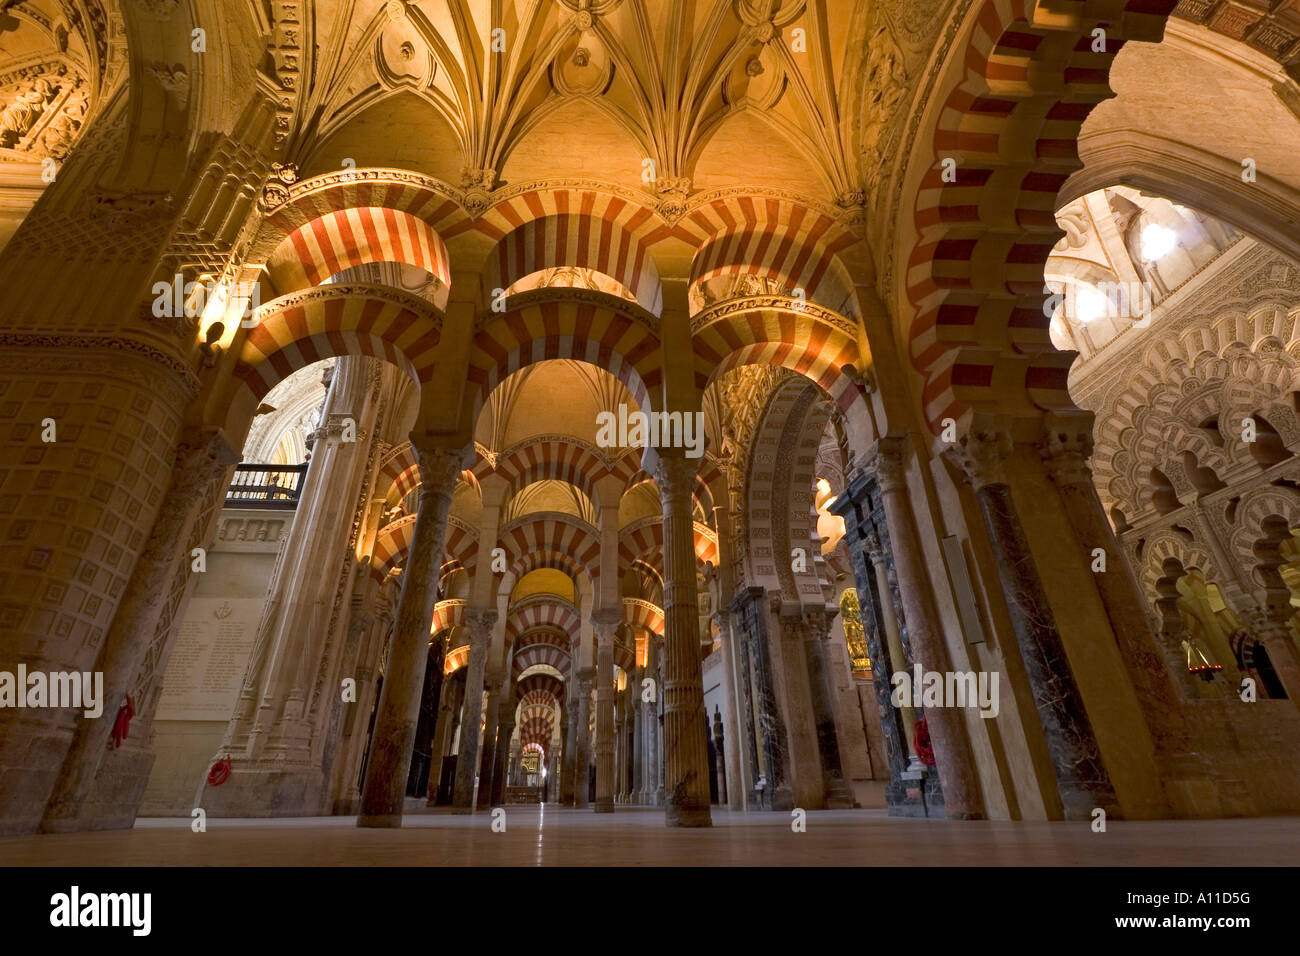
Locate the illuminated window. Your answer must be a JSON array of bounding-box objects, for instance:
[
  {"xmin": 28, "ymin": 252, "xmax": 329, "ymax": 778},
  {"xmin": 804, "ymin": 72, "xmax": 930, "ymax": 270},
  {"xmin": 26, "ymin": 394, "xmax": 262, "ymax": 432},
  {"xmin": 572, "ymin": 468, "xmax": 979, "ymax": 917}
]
[{"xmin": 1140, "ymin": 223, "xmax": 1177, "ymax": 261}]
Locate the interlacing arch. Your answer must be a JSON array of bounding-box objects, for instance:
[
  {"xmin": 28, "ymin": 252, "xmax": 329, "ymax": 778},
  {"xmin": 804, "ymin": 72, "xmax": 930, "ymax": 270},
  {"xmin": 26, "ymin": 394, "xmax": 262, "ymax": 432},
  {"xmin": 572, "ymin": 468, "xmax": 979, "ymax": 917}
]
[
  {"xmin": 231, "ymin": 285, "xmax": 441, "ymax": 418},
  {"xmin": 1093, "ymin": 321, "xmax": 1300, "ymax": 517},
  {"xmin": 1229, "ymin": 489, "xmax": 1300, "ymax": 580},
  {"xmin": 1140, "ymin": 531, "xmax": 1218, "ymax": 597},
  {"xmin": 467, "ymin": 288, "xmax": 664, "ymax": 421},
  {"xmin": 904, "ymin": 0, "xmax": 1177, "ymax": 433}
]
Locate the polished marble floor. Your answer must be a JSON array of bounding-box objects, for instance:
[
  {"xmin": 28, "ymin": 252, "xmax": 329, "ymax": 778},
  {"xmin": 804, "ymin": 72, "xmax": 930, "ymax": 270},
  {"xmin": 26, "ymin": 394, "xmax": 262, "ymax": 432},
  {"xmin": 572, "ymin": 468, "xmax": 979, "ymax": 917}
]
[{"xmin": 3, "ymin": 806, "xmax": 1299, "ymax": 866}]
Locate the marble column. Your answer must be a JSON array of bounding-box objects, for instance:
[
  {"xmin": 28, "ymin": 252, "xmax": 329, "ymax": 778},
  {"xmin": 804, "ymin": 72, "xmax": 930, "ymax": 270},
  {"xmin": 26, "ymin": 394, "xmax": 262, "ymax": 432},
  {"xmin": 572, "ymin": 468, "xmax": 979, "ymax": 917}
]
[
  {"xmin": 730, "ymin": 587, "xmax": 792, "ymax": 809},
  {"xmin": 946, "ymin": 423, "xmax": 1118, "ymax": 821},
  {"xmin": 712, "ymin": 706, "xmax": 727, "ymax": 805},
  {"xmin": 864, "ymin": 438, "xmax": 985, "ymax": 820},
  {"xmin": 1041, "ymin": 412, "xmax": 1213, "ymax": 809},
  {"xmin": 712, "ymin": 502, "xmax": 752, "ymax": 810},
  {"xmin": 631, "ymin": 660, "xmax": 645, "ymax": 803},
  {"xmin": 1252, "ymin": 604, "xmax": 1300, "ymax": 709},
  {"xmin": 452, "ymin": 609, "xmax": 496, "ymax": 811},
  {"xmin": 645, "ymin": 635, "xmax": 662, "ymax": 806},
  {"xmin": 561, "ymin": 695, "xmax": 576, "ymax": 806},
  {"xmin": 652, "ymin": 452, "xmax": 712, "ymax": 827},
  {"xmin": 475, "ymin": 671, "xmax": 503, "ymax": 809},
  {"xmin": 427, "ymin": 666, "xmax": 464, "ymax": 804},
  {"xmin": 794, "ymin": 607, "xmax": 855, "ymax": 808},
  {"xmin": 488, "ymin": 679, "xmax": 517, "ymax": 805},
  {"xmin": 358, "ymin": 443, "xmax": 466, "ymax": 826},
  {"xmin": 572, "ymin": 667, "xmax": 593, "ymax": 808},
  {"xmin": 593, "ymin": 611, "xmax": 619, "ymax": 812},
  {"xmin": 40, "ymin": 429, "xmax": 238, "ymax": 832}
]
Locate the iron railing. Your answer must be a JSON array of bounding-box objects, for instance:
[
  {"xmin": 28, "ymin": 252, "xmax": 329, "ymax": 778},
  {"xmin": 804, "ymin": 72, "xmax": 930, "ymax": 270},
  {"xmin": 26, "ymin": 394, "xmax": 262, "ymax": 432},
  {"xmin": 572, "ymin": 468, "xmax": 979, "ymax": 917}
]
[{"xmin": 225, "ymin": 463, "xmax": 308, "ymax": 509}]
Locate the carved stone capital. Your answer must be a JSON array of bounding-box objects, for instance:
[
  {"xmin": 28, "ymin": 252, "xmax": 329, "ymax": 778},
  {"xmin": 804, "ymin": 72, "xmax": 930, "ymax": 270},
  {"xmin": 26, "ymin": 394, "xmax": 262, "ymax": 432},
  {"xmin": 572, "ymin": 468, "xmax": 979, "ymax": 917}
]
[
  {"xmin": 413, "ymin": 442, "xmax": 469, "ymax": 493},
  {"xmin": 1040, "ymin": 411, "xmax": 1096, "ymax": 488},
  {"xmin": 591, "ymin": 608, "xmax": 623, "ymax": 639},
  {"xmin": 465, "ymin": 607, "xmax": 498, "ymax": 639},
  {"xmin": 945, "ymin": 417, "xmax": 1014, "ymax": 492},
  {"xmin": 650, "ymin": 452, "xmax": 700, "ymax": 502},
  {"xmin": 259, "ymin": 162, "xmax": 299, "ymax": 212},
  {"xmin": 861, "ymin": 436, "xmax": 908, "ymax": 494},
  {"xmin": 175, "ymin": 428, "xmax": 241, "ymax": 487}
]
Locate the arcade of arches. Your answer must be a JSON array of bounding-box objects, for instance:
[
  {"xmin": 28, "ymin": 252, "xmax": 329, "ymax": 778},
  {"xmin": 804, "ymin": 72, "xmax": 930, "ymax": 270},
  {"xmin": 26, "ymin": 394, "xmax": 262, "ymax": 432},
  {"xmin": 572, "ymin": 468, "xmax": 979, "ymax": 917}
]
[{"xmin": 4, "ymin": 0, "xmax": 1300, "ymax": 857}]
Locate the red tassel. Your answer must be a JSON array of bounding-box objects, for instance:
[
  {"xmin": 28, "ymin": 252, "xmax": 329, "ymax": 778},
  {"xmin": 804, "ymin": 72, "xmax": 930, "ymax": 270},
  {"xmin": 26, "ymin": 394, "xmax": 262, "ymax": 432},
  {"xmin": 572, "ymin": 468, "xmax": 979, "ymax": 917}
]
[
  {"xmin": 110, "ymin": 695, "xmax": 135, "ymax": 749},
  {"xmin": 207, "ymin": 755, "xmax": 232, "ymax": 787},
  {"xmin": 913, "ymin": 716, "xmax": 936, "ymax": 767}
]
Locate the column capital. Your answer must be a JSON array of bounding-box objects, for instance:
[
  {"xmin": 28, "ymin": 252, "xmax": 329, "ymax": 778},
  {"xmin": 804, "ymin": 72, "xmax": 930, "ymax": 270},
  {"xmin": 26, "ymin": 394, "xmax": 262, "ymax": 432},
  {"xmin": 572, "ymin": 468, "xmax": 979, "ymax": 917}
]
[
  {"xmin": 465, "ymin": 607, "xmax": 498, "ymax": 637},
  {"xmin": 945, "ymin": 416, "xmax": 1013, "ymax": 492},
  {"xmin": 576, "ymin": 666, "xmax": 595, "ymax": 690},
  {"xmin": 412, "ymin": 440, "xmax": 471, "ymax": 490},
  {"xmin": 1039, "ymin": 411, "xmax": 1096, "ymax": 488},
  {"xmin": 861, "ymin": 436, "xmax": 908, "ymax": 494},
  {"xmin": 591, "ymin": 608, "xmax": 623, "ymax": 639},
  {"xmin": 175, "ymin": 427, "xmax": 241, "ymax": 485},
  {"xmin": 650, "ymin": 451, "xmax": 700, "ymax": 498}
]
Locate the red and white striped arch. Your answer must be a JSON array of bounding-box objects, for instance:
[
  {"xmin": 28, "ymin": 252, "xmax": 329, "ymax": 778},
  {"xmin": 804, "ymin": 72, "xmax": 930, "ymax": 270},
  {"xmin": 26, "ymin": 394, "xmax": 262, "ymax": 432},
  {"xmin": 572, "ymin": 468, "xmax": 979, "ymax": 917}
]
[
  {"xmin": 513, "ymin": 642, "xmax": 571, "ymax": 680},
  {"xmin": 622, "ymin": 597, "xmax": 664, "ymax": 637},
  {"xmin": 485, "ymin": 212, "xmax": 661, "ymax": 314},
  {"xmin": 375, "ymin": 441, "xmax": 480, "ymax": 503},
  {"xmin": 432, "ymin": 599, "xmax": 466, "ymax": 636},
  {"xmin": 691, "ymin": 307, "xmax": 866, "ymax": 419},
  {"xmin": 250, "ymin": 168, "xmax": 464, "ymax": 270},
  {"xmin": 618, "ymin": 515, "xmax": 718, "ymax": 579},
  {"xmin": 490, "ymin": 437, "xmax": 609, "ymax": 506},
  {"xmin": 505, "ymin": 599, "xmax": 581, "ymax": 648},
  {"xmin": 498, "ymin": 513, "xmax": 602, "ymax": 591},
  {"xmin": 904, "ymin": 0, "xmax": 1176, "ymax": 432},
  {"xmin": 267, "ymin": 207, "xmax": 452, "ymax": 293},
  {"xmin": 234, "ymin": 286, "xmax": 441, "ymax": 410},
  {"xmin": 467, "ymin": 290, "xmax": 663, "ymax": 423},
  {"xmin": 371, "ymin": 515, "xmax": 417, "ymax": 582},
  {"xmin": 517, "ymin": 671, "xmax": 566, "ymax": 707}
]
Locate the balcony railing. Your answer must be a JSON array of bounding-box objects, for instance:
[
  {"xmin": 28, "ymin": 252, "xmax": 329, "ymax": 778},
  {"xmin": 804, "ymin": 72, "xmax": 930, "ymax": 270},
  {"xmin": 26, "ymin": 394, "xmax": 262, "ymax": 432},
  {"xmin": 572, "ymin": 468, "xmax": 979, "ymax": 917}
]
[{"xmin": 225, "ymin": 463, "xmax": 308, "ymax": 509}]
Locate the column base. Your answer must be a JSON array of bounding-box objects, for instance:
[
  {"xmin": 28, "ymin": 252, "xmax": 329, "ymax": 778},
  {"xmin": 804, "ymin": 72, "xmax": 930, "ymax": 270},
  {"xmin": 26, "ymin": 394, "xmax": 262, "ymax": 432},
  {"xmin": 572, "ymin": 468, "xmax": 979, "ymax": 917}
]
[
  {"xmin": 199, "ymin": 764, "xmax": 323, "ymax": 818},
  {"xmin": 356, "ymin": 813, "xmax": 403, "ymax": 828},
  {"xmin": 666, "ymin": 804, "xmax": 712, "ymax": 827},
  {"xmin": 594, "ymin": 799, "xmax": 614, "ymax": 813}
]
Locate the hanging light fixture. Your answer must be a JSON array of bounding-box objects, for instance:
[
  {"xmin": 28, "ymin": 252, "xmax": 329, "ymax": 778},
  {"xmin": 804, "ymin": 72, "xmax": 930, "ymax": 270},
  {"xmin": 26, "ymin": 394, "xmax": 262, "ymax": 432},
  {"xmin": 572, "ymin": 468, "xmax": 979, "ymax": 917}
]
[{"xmin": 1183, "ymin": 640, "xmax": 1223, "ymax": 682}]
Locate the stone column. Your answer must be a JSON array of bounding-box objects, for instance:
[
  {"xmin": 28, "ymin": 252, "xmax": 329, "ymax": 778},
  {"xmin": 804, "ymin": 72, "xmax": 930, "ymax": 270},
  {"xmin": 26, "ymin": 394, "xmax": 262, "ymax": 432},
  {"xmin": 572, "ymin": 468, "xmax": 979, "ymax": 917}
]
[
  {"xmin": 644, "ymin": 635, "xmax": 662, "ymax": 806},
  {"xmin": 794, "ymin": 607, "xmax": 855, "ymax": 808},
  {"xmin": 712, "ymin": 706, "xmax": 727, "ymax": 806},
  {"xmin": 864, "ymin": 438, "xmax": 985, "ymax": 820},
  {"xmin": 357, "ymin": 444, "xmax": 466, "ymax": 826},
  {"xmin": 946, "ymin": 423, "xmax": 1118, "ymax": 821},
  {"xmin": 730, "ymin": 587, "xmax": 792, "ymax": 808},
  {"xmin": 561, "ymin": 695, "xmax": 577, "ymax": 806},
  {"xmin": 489, "ymin": 679, "xmax": 517, "ymax": 805},
  {"xmin": 865, "ymin": 535, "xmax": 919, "ymax": 760},
  {"xmin": 427, "ymin": 666, "xmax": 464, "ymax": 804},
  {"xmin": 631, "ymin": 658, "xmax": 645, "ymax": 803},
  {"xmin": 1041, "ymin": 413, "xmax": 1214, "ymax": 809},
  {"xmin": 572, "ymin": 668, "xmax": 593, "ymax": 807},
  {"xmin": 712, "ymin": 502, "xmax": 752, "ymax": 810},
  {"xmin": 40, "ymin": 429, "xmax": 238, "ymax": 832},
  {"xmin": 652, "ymin": 452, "xmax": 712, "ymax": 827},
  {"xmin": 475, "ymin": 671, "xmax": 503, "ymax": 809},
  {"xmin": 593, "ymin": 610, "xmax": 619, "ymax": 812},
  {"xmin": 1252, "ymin": 603, "xmax": 1300, "ymax": 709},
  {"xmin": 452, "ymin": 608, "xmax": 496, "ymax": 811}
]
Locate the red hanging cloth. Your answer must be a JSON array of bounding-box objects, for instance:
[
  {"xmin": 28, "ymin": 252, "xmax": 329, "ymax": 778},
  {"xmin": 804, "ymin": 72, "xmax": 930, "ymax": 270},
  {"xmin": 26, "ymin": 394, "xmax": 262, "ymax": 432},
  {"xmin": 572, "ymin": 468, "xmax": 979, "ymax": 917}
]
[
  {"xmin": 110, "ymin": 695, "xmax": 135, "ymax": 749},
  {"xmin": 913, "ymin": 716, "xmax": 936, "ymax": 767}
]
